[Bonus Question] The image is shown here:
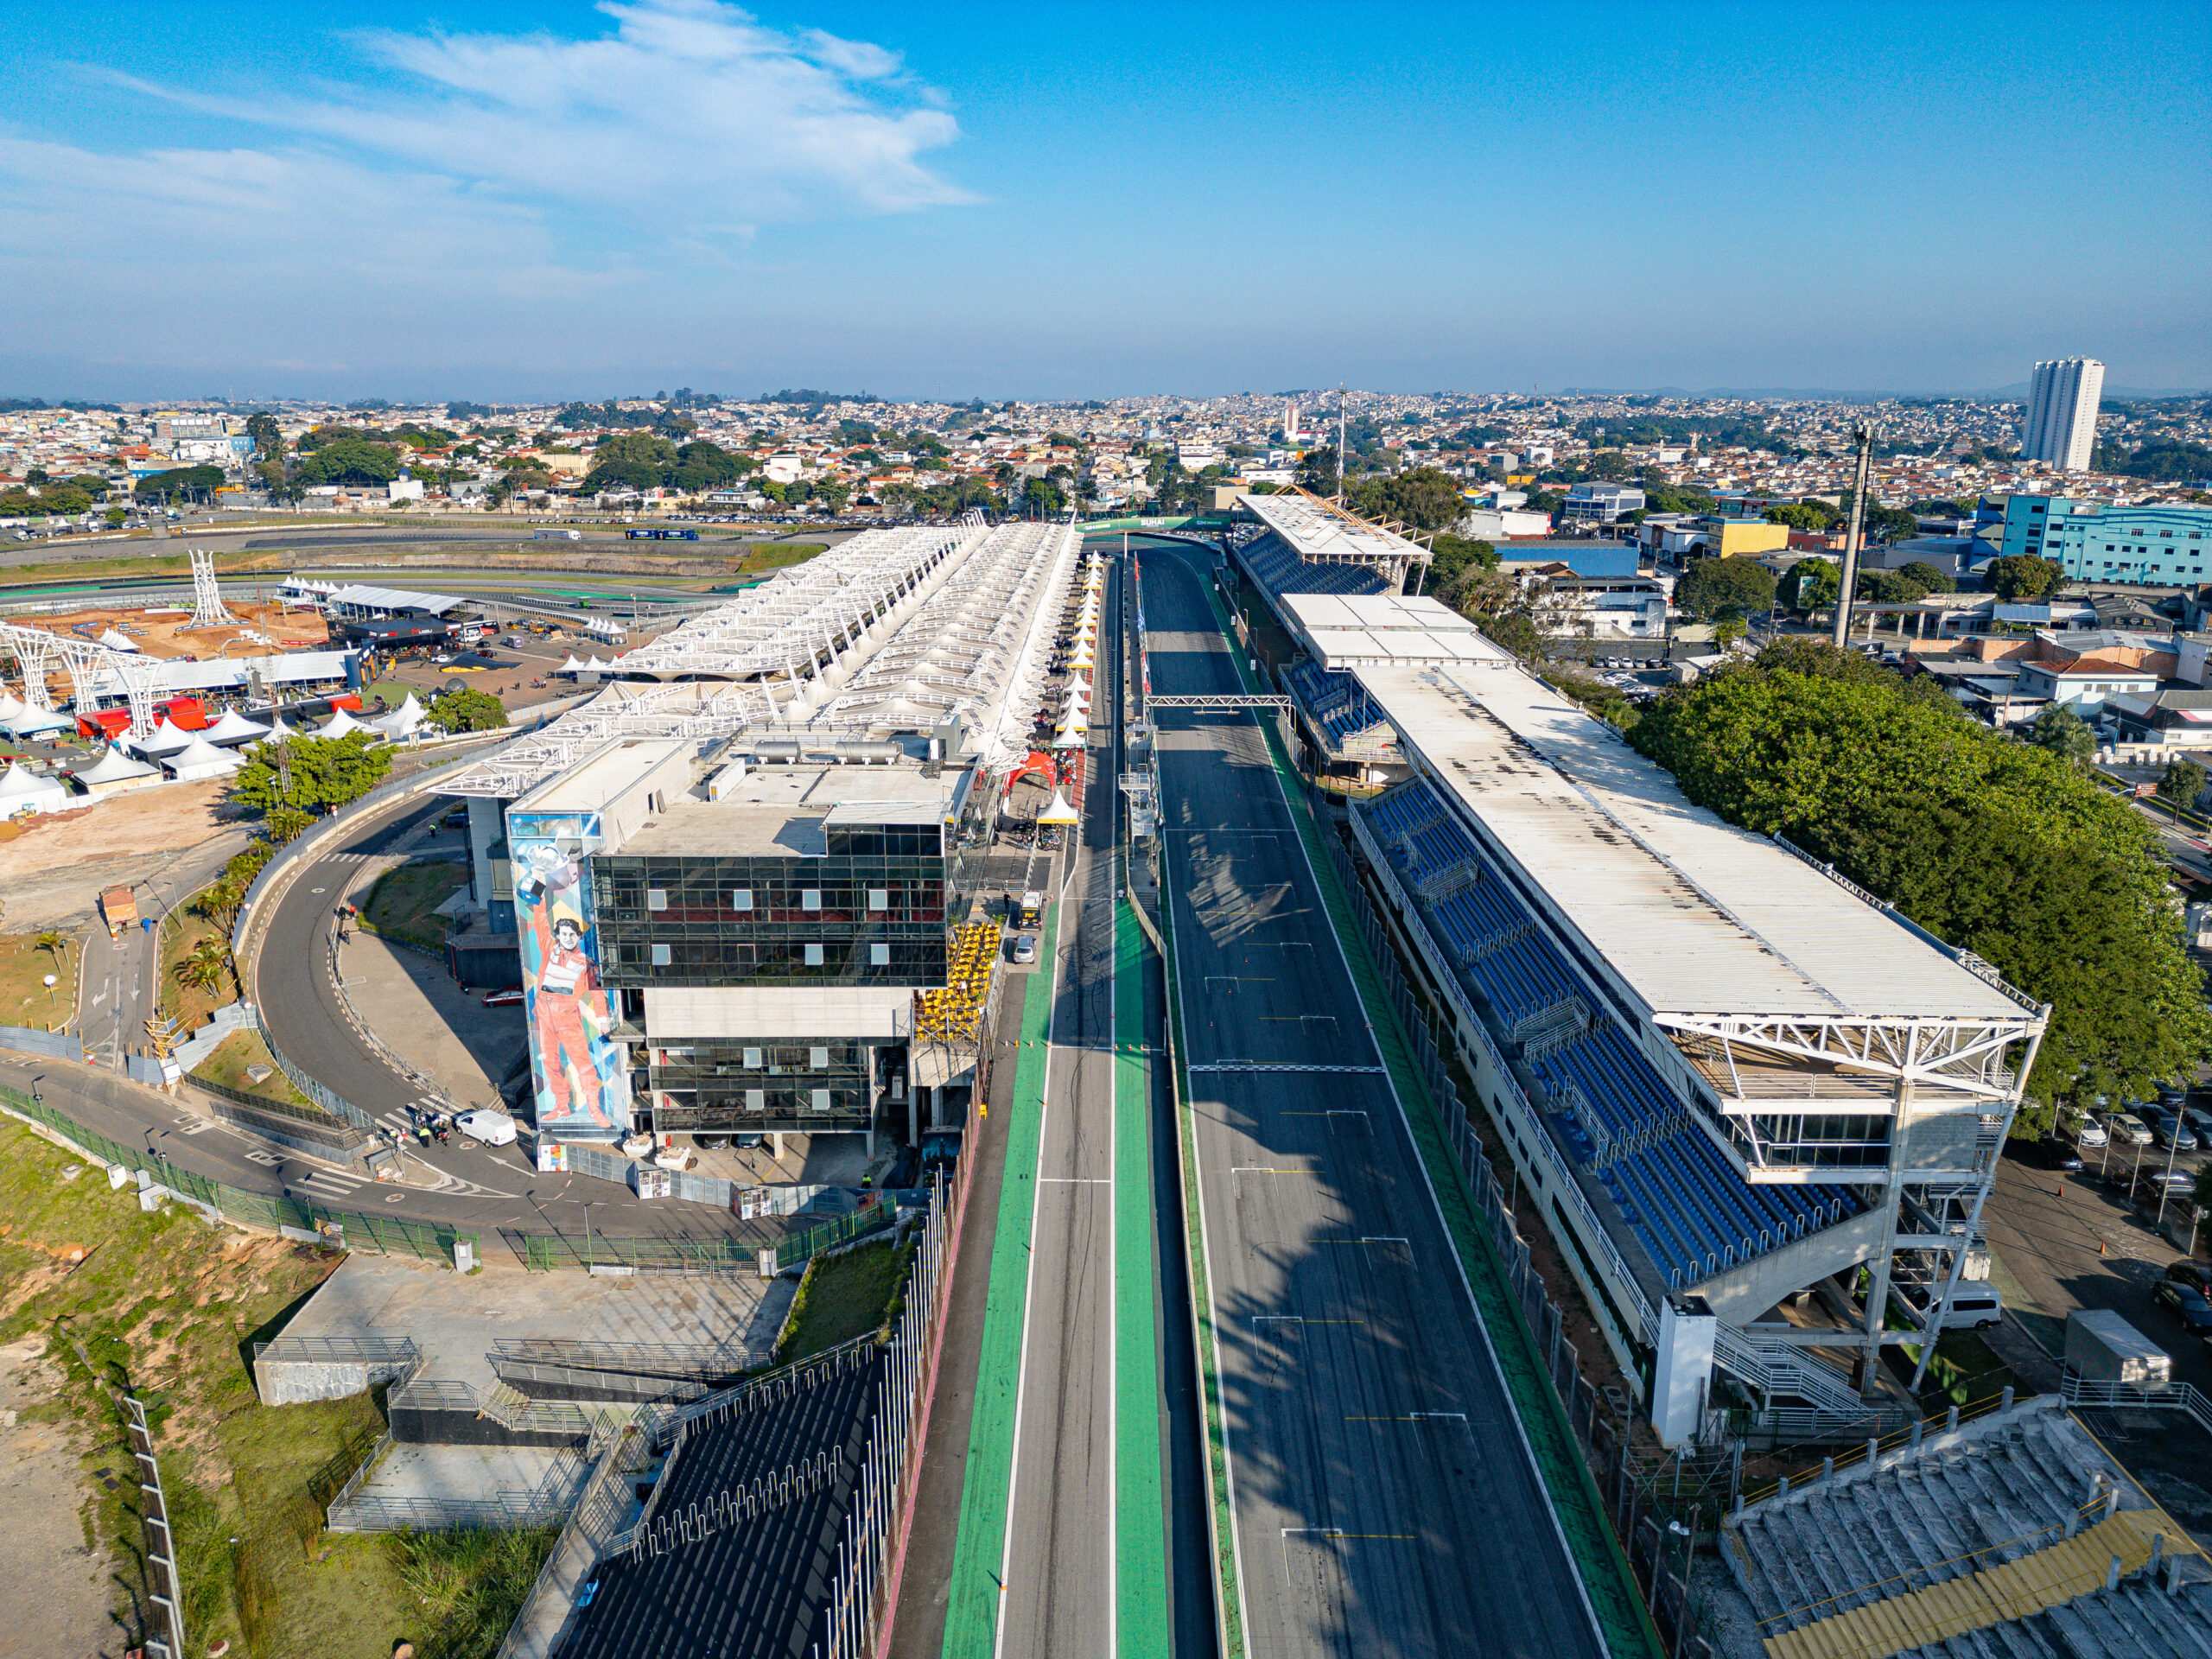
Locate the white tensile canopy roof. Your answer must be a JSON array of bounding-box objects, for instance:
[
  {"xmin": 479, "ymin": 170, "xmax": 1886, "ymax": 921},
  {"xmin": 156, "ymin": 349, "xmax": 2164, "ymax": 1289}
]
[
  {"xmin": 203, "ymin": 709, "xmax": 273, "ymax": 745},
  {"xmin": 0, "ymin": 761, "xmax": 68, "ymax": 812},
  {"xmin": 164, "ymin": 735, "xmax": 244, "ymax": 778},
  {"xmin": 369, "ymin": 693, "xmax": 428, "ymax": 736},
  {"xmin": 321, "ymin": 708, "xmax": 371, "ymax": 739},
  {"xmin": 1036, "ymin": 790, "xmax": 1080, "ymax": 824},
  {"xmin": 9, "ymin": 705, "xmax": 73, "ymax": 736},
  {"xmin": 135, "ymin": 716, "xmax": 200, "ymax": 758},
  {"xmin": 73, "ymin": 746, "xmax": 159, "ymax": 785}
]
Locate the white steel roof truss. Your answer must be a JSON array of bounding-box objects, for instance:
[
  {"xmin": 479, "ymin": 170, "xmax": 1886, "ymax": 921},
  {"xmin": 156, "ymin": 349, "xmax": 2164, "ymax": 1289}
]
[{"xmin": 1656, "ymin": 1012, "xmax": 2037, "ymax": 1108}]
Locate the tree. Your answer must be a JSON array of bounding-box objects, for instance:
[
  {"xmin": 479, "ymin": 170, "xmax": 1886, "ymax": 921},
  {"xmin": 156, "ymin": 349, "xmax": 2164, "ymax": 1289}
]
[
  {"xmin": 2160, "ymin": 756, "xmax": 2206, "ymax": 814},
  {"xmin": 245, "ymin": 410, "xmax": 285, "ymax": 461},
  {"xmin": 34, "ymin": 930, "xmax": 66, "ymax": 966},
  {"xmin": 1986, "ymin": 554, "xmax": 2065, "ymax": 601},
  {"xmin": 2027, "ymin": 702, "xmax": 2094, "ymax": 768},
  {"xmin": 1863, "ymin": 505, "xmax": 1921, "ymax": 543},
  {"xmin": 1859, "ymin": 569, "xmax": 1928, "ymax": 605},
  {"xmin": 813, "ymin": 478, "xmax": 853, "ymax": 514},
  {"xmin": 1630, "ymin": 658, "xmax": 2212, "ymax": 1103},
  {"xmin": 175, "ymin": 936, "xmax": 232, "ymax": 998},
  {"xmin": 1020, "ymin": 476, "xmax": 1066, "ymax": 517},
  {"xmin": 1780, "ymin": 558, "xmax": 1840, "ymax": 613},
  {"xmin": 1427, "ymin": 533, "xmax": 1497, "ymax": 594},
  {"xmin": 1678, "ymin": 557, "xmax": 1778, "ymax": 621},
  {"xmin": 264, "ymin": 805, "xmax": 315, "ymax": 844},
  {"xmin": 135, "ymin": 465, "xmax": 226, "ymax": 505},
  {"xmin": 230, "ymin": 733, "xmax": 392, "ymax": 814},
  {"xmin": 425, "ymin": 685, "xmax": 510, "ymax": 734},
  {"xmin": 1349, "ymin": 467, "xmax": 1466, "ymax": 532},
  {"xmin": 1712, "ymin": 614, "xmax": 1748, "ymax": 649},
  {"xmin": 1296, "ymin": 446, "xmax": 1339, "ymax": 496},
  {"xmin": 1897, "ymin": 561, "xmax": 1958, "ymax": 594},
  {"xmin": 295, "ymin": 438, "xmax": 403, "ymax": 487},
  {"xmin": 1763, "ymin": 502, "xmax": 1834, "ymax": 533}
]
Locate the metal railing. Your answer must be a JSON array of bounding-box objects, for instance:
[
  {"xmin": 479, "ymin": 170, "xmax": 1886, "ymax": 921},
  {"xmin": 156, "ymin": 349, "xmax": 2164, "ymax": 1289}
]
[
  {"xmin": 1736, "ymin": 1391, "xmax": 2013, "ymax": 1510},
  {"xmin": 2061, "ymin": 1373, "xmax": 2212, "ymax": 1433}
]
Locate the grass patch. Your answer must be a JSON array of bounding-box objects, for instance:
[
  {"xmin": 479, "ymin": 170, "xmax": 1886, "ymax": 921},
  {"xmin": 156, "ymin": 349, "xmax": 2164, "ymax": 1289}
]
[
  {"xmin": 385, "ymin": 1527, "xmax": 559, "ymax": 1659},
  {"xmin": 776, "ymin": 1236, "xmax": 913, "ymax": 1362},
  {"xmin": 157, "ymin": 889, "xmax": 237, "ymax": 1033},
  {"xmin": 0, "ymin": 928, "xmax": 79, "ymax": 1029},
  {"xmin": 360, "ymin": 860, "xmax": 469, "ymax": 951},
  {"xmin": 0, "ymin": 1116, "xmax": 424, "ymax": 1659},
  {"xmin": 728, "ymin": 541, "xmax": 827, "ymax": 577},
  {"xmin": 189, "ymin": 1028, "xmax": 313, "ymax": 1109}
]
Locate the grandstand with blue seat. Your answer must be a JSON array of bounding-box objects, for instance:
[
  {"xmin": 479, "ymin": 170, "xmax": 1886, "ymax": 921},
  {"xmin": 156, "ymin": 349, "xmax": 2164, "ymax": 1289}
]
[{"xmin": 1333, "ymin": 648, "xmax": 2047, "ymax": 1441}]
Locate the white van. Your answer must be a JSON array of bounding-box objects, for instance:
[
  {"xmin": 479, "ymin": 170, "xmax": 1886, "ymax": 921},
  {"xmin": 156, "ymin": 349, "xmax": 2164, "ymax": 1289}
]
[
  {"xmin": 455, "ymin": 1109, "xmax": 518, "ymax": 1146},
  {"xmin": 1924, "ymin": 1286, "xmax": 2004, "ymax": 1332}
]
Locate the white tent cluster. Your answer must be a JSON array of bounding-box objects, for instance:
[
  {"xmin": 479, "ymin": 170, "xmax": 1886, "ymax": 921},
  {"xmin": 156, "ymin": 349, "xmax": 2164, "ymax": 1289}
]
[{"xmin": 1052, "ymin": 552, "xmax": 1106, "ymax": 751}]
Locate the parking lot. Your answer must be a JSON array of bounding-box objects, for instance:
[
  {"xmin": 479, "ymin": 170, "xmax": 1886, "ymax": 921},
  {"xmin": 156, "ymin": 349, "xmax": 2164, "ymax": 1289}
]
[{"xmin": 1983, "ymin": 1134, "xmax": 2206, "ymax": 1395}]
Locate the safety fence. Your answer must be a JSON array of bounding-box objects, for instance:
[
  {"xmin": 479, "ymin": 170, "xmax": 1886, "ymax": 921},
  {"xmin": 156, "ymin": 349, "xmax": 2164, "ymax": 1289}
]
[
  {"xmin": 819, "ymin": 1175, "xmax": 951, "ymax": 1659},
  {"xmin": 245, "ymin": 1003, "xmax": 381, "ymax": 1135},
  {"xmin": 508, "ymin": 1192, "xmax": 908, "ymax": 1275},
  {"xmin": 0, "ymin": 1084, "xmax": 476, "ymax": 1264},
  {"xmin": 1738, "ymin": 1392, "xmax": 2014, "ymax": 1510}
]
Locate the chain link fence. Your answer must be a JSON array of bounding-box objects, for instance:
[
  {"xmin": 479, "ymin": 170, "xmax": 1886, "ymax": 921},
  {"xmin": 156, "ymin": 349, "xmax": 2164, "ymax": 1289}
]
[{"xmin": 0, "ymin": 1084, "xmax": 474, "ymax": 1265}]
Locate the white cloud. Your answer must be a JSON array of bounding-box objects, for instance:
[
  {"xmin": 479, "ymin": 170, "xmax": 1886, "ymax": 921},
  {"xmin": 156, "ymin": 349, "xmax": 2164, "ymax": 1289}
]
[
  {"xmin": 0, "ymin": 1, "xmax": 972, "ymax": 383},
  {"xmin": 114, "ymin": 0, "xmax": 971, "ymax": 222}
]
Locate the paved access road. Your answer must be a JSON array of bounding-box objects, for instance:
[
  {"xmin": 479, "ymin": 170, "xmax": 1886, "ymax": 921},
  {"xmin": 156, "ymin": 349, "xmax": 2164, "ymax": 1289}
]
[{"xmin": 1143, "ymin": 545, "xmax": 1605, "ymax": 1659}]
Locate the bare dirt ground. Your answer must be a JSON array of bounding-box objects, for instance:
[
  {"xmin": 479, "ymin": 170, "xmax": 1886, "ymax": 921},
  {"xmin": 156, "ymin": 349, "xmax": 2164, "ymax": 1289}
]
[
  {"xmin": 0, "ymin": 783, "xmax": 246, "ymax": 929},
  {"xmin": 35, "ymin": 600, "xmax": 329, "ymax": 662},
  {"xmin": 0, "ymin": 1335, "xmax": 117, "ymax": 1659}
]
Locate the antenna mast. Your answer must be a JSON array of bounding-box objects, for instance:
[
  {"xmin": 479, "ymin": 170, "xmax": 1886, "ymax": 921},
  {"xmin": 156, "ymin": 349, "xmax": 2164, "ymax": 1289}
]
[{"xmin": 1337, "ymin": 383, "xmax": 1347, "ymax": 505}]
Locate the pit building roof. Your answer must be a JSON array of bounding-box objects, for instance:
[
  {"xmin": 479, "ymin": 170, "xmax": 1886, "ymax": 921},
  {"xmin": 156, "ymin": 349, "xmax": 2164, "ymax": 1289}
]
[{"xmin": 1352, "ymin": 659, "xmax": 2036, "ymax": 1022}]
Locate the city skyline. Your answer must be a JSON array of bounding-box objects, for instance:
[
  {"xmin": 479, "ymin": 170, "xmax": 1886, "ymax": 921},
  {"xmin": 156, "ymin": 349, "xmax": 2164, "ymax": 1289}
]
[{"xmin": 2, "ymin": 0, "xmax": 2207, "ymax": 401}]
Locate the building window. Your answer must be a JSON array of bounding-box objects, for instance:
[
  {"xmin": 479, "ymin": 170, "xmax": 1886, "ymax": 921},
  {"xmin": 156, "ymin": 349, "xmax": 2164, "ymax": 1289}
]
[
  {"xmin": 868, "ymin": 888, "xmax": 888, "ymax": 911},
  {"xmin": 870, "ymin": 943, "xmax": 890, "ymax": 965},
  {"xmin": 810, "ymin": 1088, "xmax": 831, "ymax": 1112},
  {"xmin": 802, "ymin": 889, "xmax": 822, "ymax": 911},
  {"xmin": 804, "ymin": 943, "xmax": 824, "ymax": 966},
  {"xmin": 746, "ymin": 1088, "xmax": 766, "ymax": 1111},
  {"xmin": 647, "ymin": 889, "xmax": 667, "ymax": 911},
  {"xmin": 810, "ymin": 1046, "xmax": 830, "ymax": 1069},
  {"xmin": 731, "ymin": 889, "xmax": 753, "ymax": 911},
  {"xmin": 743, "ymin": 1047, "xmax": 762, "ymax": 1068},
  {"xmin": 651, "ymin": 943, "xmax": 671, "ymax": 966}
]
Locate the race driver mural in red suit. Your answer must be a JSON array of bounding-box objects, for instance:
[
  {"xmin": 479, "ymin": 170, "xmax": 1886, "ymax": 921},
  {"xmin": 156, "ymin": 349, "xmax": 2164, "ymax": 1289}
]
[{"xmin": 516, "ymin": 836, "xmax": 627, "ymax": 1137}]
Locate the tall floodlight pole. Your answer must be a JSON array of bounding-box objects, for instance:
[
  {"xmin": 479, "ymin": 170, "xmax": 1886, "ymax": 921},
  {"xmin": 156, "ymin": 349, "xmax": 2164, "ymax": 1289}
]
[
  {"xmin": 1830, "ymin": 425, "xmax": 1876, "ymax": 647},
  {"xmin": 1338, "ymin": 384, "xmax": 1348, "ymax": 506}
]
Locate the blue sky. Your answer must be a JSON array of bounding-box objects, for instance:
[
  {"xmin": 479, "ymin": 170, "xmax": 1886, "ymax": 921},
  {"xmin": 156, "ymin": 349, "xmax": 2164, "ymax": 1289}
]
[{"xmin": 3, "ymin": 0, "xmax": 2205, "ymax": 402}]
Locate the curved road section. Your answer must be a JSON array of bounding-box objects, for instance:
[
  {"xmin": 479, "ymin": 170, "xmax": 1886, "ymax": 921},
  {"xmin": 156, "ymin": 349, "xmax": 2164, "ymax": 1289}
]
[{"xmin": 1147, "ymin": 545, "xmax": 1610, "ymax": 1658}]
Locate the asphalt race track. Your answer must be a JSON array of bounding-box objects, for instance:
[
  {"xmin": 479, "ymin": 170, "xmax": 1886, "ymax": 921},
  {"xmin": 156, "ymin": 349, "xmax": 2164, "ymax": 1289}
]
[{"xmin": 1144, "ymin": 543, "xmax": 1605, "ymax": 1659}]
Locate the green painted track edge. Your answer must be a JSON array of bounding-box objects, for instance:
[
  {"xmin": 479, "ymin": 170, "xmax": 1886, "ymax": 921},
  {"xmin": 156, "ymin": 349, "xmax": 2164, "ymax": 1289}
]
[
  {"xmin": 1114, "ymin": 899, "xmax": 1171, "ymax": 1656},
  {"xmin": 1152, "ymin": 838, "xmax": 1248, "ymax": 1659},
  {"xmin": 1201, "ymin": 575, "xmax": 1662, "ymax": 1659},
  {"xmin": 942, "ymin": 897, "xmax": 1063, "ymax": 1656}
]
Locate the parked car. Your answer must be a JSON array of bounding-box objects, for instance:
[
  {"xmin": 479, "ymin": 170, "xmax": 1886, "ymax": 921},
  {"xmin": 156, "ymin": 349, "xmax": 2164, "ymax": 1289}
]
[
  {"xmin": 2155, "ymin": 1079, "xmax": 2190, "ymax": 1107},
  {"xmin": 1011, "ymin": 933, "xmax": 1039, "ymax": 965},
  {"xmin": 2182, "ymin": 1106, "xmax": 2212, "ymax": 1145},
  {"xmin": 482, "ymin": 988, "xmax": 525, "ymax": 1007},
  {"xmin": 2107, "ymin": 1111, "xmax": 2154, "ymax": 1147},
  {"xmin": 2164, "ymin": 1261, "xmax": 2212, "ymax": 1294},
  {"xmin": 691, "ymin": 1133, "xmax": 732, "ymax": 1151},
  {"xmin": 2152, "ymin": 1280, "xmax": 2212, "ymax": 1338},
  {"xmin": 2029, "ymin": 1135, "xmax": 2085, "ymax": 1173},
  {"xmin": 2142, "ymin": 1106, "xmax": 2198, "ymax": 1152},
  {"xmin": 2073, "ymin": 1116, "xmax": 2109, "ymax": 1149}
]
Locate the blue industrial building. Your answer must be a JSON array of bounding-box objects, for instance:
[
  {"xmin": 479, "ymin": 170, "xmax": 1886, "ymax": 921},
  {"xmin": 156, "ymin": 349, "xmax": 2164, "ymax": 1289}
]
[{"xmin": 1999, "ymin": 495, "xmax": 2212, "ymax": 584}]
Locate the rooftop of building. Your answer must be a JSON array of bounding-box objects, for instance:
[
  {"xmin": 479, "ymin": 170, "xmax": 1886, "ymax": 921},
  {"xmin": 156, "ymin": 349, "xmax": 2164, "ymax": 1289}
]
[
  {"xmin": 613, "ymin": 760, "xmax": 963, "ymax": 858},
  {"xmin": 1241, "ymin": 488, "xmax": 1431, "ymax": 564},
  {"xmin": 1351, "ymin": 658, "xmax": 2037, "ymax": 1023}
]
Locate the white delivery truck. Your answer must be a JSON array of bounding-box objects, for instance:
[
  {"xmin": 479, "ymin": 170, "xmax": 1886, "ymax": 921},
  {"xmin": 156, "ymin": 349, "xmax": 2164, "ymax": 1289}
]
[{"xmin": 2063, "ymin": 1307, "xmax": 2171, "ymax": 1387}]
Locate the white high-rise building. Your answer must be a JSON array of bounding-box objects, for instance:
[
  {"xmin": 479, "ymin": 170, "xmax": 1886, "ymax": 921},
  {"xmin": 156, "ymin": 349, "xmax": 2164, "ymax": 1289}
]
[{"xmin": 2020, "ymin": 357, "xmax": 2105, "ymax": 472}]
